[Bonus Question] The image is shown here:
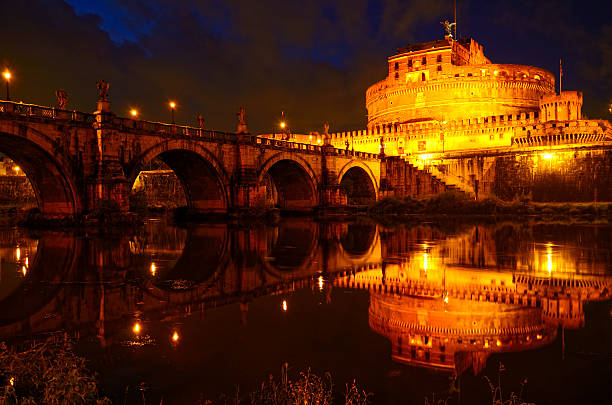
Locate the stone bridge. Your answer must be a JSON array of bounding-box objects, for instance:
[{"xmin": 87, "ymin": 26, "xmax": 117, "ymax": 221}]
[{"xmin": 0, "ymin": 100, "xmax": 396, "ymax": 218}]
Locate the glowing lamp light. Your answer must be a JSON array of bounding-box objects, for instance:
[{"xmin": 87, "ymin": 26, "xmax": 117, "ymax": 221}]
[
  {"xmin": 130, "ymin": 109, "xmax": 139, "ymax": 117},
  {"xmin": 13, "ymin": 166, "xmax": 20, "ymax": 173},
  {"xmin": 419, "ymin": 154, "xmax": 432, "ymax": 161},
  {"xmin": 318, "ymin": 275, "xmax": 324, "ymax": 291},
  {"xmin": 541, "ymin": 152, "xmax": 554, "ymax": 160},
  {"xmin": 172, "ymin": 331, "xmax": 180, "ymax": 342},
  {"xmin": 317, "ymin": 139, "xmax": 321, "ymax": 144},
  {"xmin": 443, "ymin": 291, "xmax": 449, "ymax": 304},
  {"xmin": 536, "ymin": 333, "xmax": 543, "ymax": 340},
  {"xmin": 282, "ymin": 299, "xmax": 288, "ymax": 312},
  {"xmin": 24, "ymin": 257, "xmax": 28, "ymax": 267},
  {"xmin": 484, "ymin": 341, "xmax": 489, "ymax": 348},
  {"xmin": 150, "ymin": 262, "xmax": 156, "ymax": 276},
  {"xmin": 496, "ymin": 339, "xmax": 502, "ymax": 347},
  {"xmin": 9, "ymin": 377, "xmax": 14, "ymax": 386},
  {"xmin": 133, "ymin": 322, "xmax": 141, "ymax": 334},
  {"xmin": 2, "ymin": 70, "xmax": 11, "ymax": 81},
  {"xmin": 169, "ymin": 101, "xmax": 176, "ymax": 109},
  {"xmin": 423, "ymin": 253, "xmax": 428, "ymax": 271},
  {"xmin": 21, "ymin": 266, "xmax": 27, "ymax": 276},
  {"xmin": 15, "ymin": 247, "xmax": 20, "ymax": 261},
  {"xmin": 280, "ymin": 121, "xmax": 286, "ymax": 129}
]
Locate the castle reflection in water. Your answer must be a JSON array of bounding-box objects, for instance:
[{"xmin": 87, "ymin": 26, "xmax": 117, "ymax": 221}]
[{"xmin": 0, "ymin": 220, "xmax": 610, "ymax": 377}]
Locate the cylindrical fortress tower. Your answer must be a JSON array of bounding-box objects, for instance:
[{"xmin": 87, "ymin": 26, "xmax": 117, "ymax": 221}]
[
  {"xmin": 366, "ymin": 38, "xmax": 555, "ymax": 131},
  {"xmin": 368, "ymin": 292, "xmax": 555, "ymax": 372}
]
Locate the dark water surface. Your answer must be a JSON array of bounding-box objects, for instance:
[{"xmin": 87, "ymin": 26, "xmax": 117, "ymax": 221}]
[{"xmin": 0, "ymin": 219, "xmax": 611, "ymax": 404}]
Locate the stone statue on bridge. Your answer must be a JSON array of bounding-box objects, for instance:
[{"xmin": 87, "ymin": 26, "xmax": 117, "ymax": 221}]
[
  {"xmin": 96, "ymin": 80, "xmax": 110, "ymax": 101},
  {"xmin": 196, "ymin": 114, "xmax": 205, "ymax": 129},
  {"xmin": 323, "ymin": 122, "xmax": 331, "ymax": 146},
  {"xmin": 236, "ymin": 107, "xmax": 248, "ymax": 134},
  {"xmin": 55, "ymin": 89, "xmax": 68, "ymax": 110}
]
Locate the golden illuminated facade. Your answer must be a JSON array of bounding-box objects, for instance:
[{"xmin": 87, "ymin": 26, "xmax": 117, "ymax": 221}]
[
  {"xmin": 326, "ymin": 36, "xmax": 611, "ymax": 157},
  {"xmin": 334, "ymin": 225, "xmax": 612, "ymax": 373}
]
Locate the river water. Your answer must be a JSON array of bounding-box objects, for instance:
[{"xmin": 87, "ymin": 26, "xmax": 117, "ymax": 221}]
[{"xmin": 0, "ymin": 219, "xmax": 610, "ymax": 404}]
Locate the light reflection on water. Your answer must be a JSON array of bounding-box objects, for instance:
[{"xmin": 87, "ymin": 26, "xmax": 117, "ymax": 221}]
[{"xmin": 0, "ymin": 220, "xmax": 610, "ymax": 404}]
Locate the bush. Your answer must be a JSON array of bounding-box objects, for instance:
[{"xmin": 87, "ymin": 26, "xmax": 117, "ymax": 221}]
[{"xmin": 0, "ymin": 339, "xmax": 110, "ymax": 404}]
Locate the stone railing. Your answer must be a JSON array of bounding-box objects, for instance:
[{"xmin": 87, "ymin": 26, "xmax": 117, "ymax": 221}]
[
  {"xmin": 0, "ymin": 100, "xmax": 383, "ymax": 160},
  {"xmin": 0, "ymin": 100, "xmax": 95, "ymax": 124}
]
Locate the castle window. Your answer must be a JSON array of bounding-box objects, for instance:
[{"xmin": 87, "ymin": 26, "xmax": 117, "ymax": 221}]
[
  {"xmin": 394, "ymin": 62, "xmax": 399, "ymax": 70},
  {"xmin": 437, "ymin": 65, "xmax": 442, "ymax": 72},
  {"xmin": 437, "ymin": 55, "xmax": 442, "ymax": 63},
  {"xmin": 421, "ymin": 72, "xmax": 426, "ymax": 81},
  {"xmin": 526, "ymin": 113, "xmax": 530, "ymax": 119},
  {"xmin": 534, "ymin": 74, "xmax": 540, "ymax": 80},
  {"xmin": 408, "ymin": 59, "xmax": 413, "ymax": 67},
  {"xmin": 395, "ymin": 72, "xmax": 399, "ymax": 79},
  {"xmin": 455, "ymin": 73, "xmax": 459, "ymax": 77},
  {"xmin": 422, "ymin": 56, "xmax": 427, "ymax": 65},
  {"xmin": 467, "ymin": 73, "xmax": 473, "ymax": 77}
]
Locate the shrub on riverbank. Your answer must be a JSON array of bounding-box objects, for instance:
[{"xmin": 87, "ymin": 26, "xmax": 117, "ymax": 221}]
[
  {"xmin": 369, "ymin": 192, "xmax": 611, "ymax": 219},
  {"xmin": 0, "ymin": 339, "xmax": 110, "ymax": 404},
  {"xmin": 199, "ymin": 363, "xmax": 371, "ymax": 405}
]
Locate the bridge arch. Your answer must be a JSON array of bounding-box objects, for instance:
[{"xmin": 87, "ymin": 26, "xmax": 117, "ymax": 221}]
[
  {"xmin": 258, "ymin": 154, "xmax": 318, "ymax": 211},
  {"xmin": 338, "ymin": 160, "xmax": 378, "ymax": 204},
  {"xmin": 129, "ymin": 140, "xmax": 230, "ymax": 213},
  {"xmin": 0, "ymin": 232, "xmax": 80, "ymax": 327},
  {"xmin": 261, "ymin": 220, "xmax": 319, "ymax": 279},
  {"xmin": 0, "ymin": 127, "xmax": 81, "ymax": 217}
]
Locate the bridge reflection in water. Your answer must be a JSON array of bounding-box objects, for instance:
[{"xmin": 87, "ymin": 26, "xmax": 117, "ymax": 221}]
[{"xmin": 0, "ymin": 221, "xmax": 610, "ymax": 381}]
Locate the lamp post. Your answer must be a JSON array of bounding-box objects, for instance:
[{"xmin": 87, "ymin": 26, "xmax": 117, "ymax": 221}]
[
  {"xmin": 2, "ymin": 70, "xmax": 11, "ymax": 101},
  {"xmin": 130, "ymin": 108, "xmax": 138, "ymax": 118},
  {"xmin": 168, "ymin": 101, "xmax": 177, "ymax": 124}
]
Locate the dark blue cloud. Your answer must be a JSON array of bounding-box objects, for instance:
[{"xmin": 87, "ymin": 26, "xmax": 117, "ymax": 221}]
[{"xmin": 1, "ymin": 0, "xmax": 610, "ymax": 133}]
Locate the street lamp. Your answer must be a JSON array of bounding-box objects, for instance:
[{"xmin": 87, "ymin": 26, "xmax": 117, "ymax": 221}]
[
  {"xmin": 130, "ymin": 108, "xmax": 139, "ymax": 118},
  {"xmin": 2, "ymin": 70, "xmax": 11, "ymax": 101},
  {"xmin": 169, "ymin": 101, "xmax": 176, "ymax": 124}
]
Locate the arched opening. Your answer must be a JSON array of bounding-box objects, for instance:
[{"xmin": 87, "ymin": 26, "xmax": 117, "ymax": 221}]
[
  {"xmin": 265, "ymin": 220, "xmax": 317, "ymax": 272},
  {"xmin": 0, "ymin": 155, "xmax": 36, "ymax": 212},
  {"xmin": 0, "ymin": 232, "xmax": 78, "ymax": 327},
  {"xmin": 130, "ymin": 158, "xmax": 187, "ymax": 212},
  {"xmin": 261, "ymin": 159, "xmax": 316, "ymax": 211},
  {"xmin": 132, "ymin": 221, "xmax": 229, "ymax": 290},
  {"xmin": 340, "ymin": 166, "xmax": 376, "ymax": 205},
  {"xmin": 0, "ymin": 133, "xmax": 78, "ymax": 218},
  {"xmin": 340, "ymin": 223, "xmax": 376, "ymax": 257},
  {"xmin": 130, "ymin": 149, "xmax": 227, "ymax": 214}
]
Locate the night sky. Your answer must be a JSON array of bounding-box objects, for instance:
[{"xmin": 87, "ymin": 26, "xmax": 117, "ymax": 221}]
[{"xmin": 1, "ymin": 0, "xmax": 610, "ymax": 133}]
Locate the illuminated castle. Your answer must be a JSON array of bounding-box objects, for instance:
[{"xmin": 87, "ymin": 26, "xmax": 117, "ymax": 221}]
[{"xmin": 326, "ymin": 36, "xmax": 610, "ymax": 156}]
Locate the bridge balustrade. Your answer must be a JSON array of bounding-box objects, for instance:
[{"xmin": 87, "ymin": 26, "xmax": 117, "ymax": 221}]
[{"xmin": 0, "ymin": 100, "xmax": 95, "ymax": 124}]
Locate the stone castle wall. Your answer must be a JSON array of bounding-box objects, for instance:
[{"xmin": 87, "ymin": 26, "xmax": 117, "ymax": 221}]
[{"xmin": 432, "ymin": 147, "xmax": 612, "ymax": 202}]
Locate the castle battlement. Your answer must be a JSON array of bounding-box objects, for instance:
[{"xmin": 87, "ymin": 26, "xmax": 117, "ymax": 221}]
[{"xmin": 261, "ymin": 36, "xmax": 610, "ymax": 158}]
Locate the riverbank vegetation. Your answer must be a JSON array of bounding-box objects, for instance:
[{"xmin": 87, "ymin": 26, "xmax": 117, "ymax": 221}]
[
  {"xmin": 368, "ymin": 192, "xmax": 611, "ymax": 221},
  {"xmin": 0, "ymin": 339, "xmax": 110, "ymax": 404}
]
